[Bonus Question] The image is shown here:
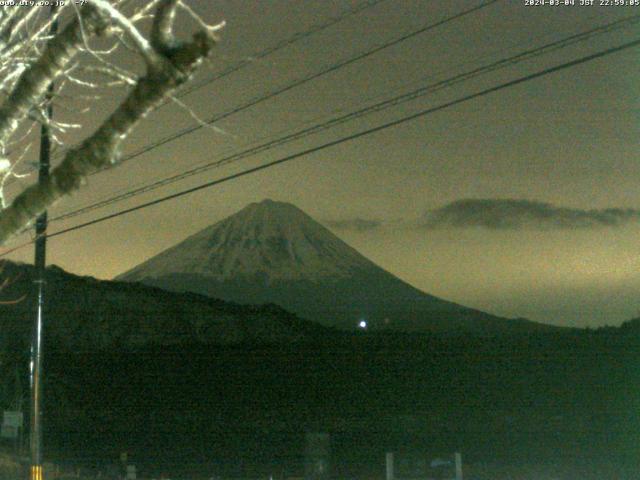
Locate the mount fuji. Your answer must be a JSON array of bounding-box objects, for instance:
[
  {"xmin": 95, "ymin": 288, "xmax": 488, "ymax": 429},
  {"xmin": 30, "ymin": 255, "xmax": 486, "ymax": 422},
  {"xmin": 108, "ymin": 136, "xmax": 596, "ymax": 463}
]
[{"xmin": 117, "ymin": 199, "xmax": 553, "ymax": 333}]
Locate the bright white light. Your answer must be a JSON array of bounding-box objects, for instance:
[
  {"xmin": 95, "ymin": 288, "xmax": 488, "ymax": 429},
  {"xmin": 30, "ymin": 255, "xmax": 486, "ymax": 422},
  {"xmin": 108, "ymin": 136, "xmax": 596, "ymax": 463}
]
[{"xmin": 358, "ymin": 320, "xmax": 367, "ymax": 329}]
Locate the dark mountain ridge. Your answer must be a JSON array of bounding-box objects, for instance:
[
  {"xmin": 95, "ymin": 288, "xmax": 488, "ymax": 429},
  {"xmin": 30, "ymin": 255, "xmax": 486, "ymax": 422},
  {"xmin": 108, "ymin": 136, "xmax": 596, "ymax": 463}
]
[
  {"xmin": 0, "ymin": 260, "xmax": 636, "ymax": 478},
  {"xmin": 0, "ymin": 260, "xmax": 328, "ymax": 353}
]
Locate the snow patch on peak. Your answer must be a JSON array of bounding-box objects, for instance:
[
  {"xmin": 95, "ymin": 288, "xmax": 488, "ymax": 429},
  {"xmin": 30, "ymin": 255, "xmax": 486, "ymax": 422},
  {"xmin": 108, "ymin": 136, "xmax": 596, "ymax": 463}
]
[{"xmin": 119, "ymin": 200, "xmax": 377, "ymax": 283}]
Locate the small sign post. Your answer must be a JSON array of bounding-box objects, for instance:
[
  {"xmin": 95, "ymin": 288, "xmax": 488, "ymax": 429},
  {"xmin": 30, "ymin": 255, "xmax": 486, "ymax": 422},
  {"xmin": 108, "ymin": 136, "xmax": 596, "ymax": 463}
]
[
  {"xmin": 385, "ymin": 451, "xmax": 462, "ymax": 480},
  {"xmin": 126, "ymin": 464, "xmax": 137, "ymax": 480},
  {"xmin": 1, "ymin": 411, "xmax": 23, "ymax": 439},
  {"xmin": 454, "ymin": 452, "xmax": 463, "ymax": 480},
  {"xmin": 385, "ymin": 452, "xmax": 394, "ymax": 480}
]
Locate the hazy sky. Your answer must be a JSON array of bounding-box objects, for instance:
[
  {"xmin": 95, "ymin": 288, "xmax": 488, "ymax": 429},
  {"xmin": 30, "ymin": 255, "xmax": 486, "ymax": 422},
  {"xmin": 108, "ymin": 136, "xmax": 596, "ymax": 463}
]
[{"xmin": 2, "ymin": 0, "xmax": 639, "ymax": 328}]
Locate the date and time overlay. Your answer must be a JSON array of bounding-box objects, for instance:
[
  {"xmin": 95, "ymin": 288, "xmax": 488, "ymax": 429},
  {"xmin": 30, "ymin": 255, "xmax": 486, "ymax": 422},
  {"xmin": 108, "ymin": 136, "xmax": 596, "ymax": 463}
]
[
  {"xmin": 0, "ymin": 0, "xmax": 638, "ymax": 9},
  {"xmin": 525, "ymin": 0, "xmax": 639, "ymax": 6}
]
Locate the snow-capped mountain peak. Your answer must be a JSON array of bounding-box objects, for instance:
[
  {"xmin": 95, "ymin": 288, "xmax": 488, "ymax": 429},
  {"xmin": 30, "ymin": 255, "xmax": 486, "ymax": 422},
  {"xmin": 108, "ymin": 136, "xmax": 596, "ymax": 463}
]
[
  {"xmin": 120, "ymin": 199, "xmax": 372, "ymax": 283},
  {"xmin": 118, "ymin": 199, "xmax": 551, "ymax": 333}
]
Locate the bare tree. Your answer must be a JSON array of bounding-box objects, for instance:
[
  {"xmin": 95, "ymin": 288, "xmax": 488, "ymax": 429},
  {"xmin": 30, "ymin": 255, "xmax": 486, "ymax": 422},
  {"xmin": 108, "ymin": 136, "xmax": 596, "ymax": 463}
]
[{"xmin": 0, "ymin": 0, "xmax": 223, "ymax": 245}]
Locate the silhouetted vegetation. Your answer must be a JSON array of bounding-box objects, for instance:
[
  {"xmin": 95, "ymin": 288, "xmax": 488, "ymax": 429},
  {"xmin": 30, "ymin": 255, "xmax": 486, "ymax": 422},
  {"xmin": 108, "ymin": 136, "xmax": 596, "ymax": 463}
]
[{"xmin": 0, "ymin": 261, "xmax": 637, "ymax": 478}]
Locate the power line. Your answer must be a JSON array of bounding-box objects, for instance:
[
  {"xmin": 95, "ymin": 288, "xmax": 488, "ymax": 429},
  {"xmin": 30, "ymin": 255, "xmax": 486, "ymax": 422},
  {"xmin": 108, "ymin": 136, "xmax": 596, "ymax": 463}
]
[
  {"xmin": 5, "ymin": 0, "xmax": 497, "ymax": 199},
  {"xmin": 67, "ymin": 0, "xmax": 501, "ymax": 176},
  {"xmin": 172, "ymin": 0, "xmax": 390, "ymax": 99},
  {"xmin": 49, "ymin": 13, "xmax": 640, "ymax": 224},
  {"xmin": 26, "ymin": 0, "xmax": 503, "ymax": 222},
  {"xmin": 0, "ymin": 0, "xmax": 504, "ymax": 249},
  {"xmin": 4, "ymin": 0, "xmax": 388, "ymax": 183},
  {"xmin": 32, "ymin": 37, "xmax": 638, "ymax": 245}
]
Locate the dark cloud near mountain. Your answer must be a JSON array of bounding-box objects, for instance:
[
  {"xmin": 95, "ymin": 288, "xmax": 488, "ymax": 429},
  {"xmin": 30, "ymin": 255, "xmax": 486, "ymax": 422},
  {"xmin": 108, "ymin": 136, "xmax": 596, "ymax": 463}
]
[
  {"xmin": 421, "ymin": 199, "xmax": 640, "ymax": 230},
  {"xmin": 324, "ymin": 218, "xmax": 382, "ymax": 232}
]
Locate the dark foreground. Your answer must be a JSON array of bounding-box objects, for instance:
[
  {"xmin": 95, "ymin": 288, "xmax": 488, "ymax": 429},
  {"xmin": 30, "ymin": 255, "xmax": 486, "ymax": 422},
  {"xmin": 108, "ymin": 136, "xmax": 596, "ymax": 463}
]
[{"xmin": 3, "ymin": 328, "xmax": 630, "ymax": 480}]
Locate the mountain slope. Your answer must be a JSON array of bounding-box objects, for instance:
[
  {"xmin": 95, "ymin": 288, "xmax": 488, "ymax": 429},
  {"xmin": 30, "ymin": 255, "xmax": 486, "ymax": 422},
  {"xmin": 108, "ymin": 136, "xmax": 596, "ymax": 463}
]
[
  {"xmin": 0, "ymin": 260, "xmax": 327, "ymax": 352},
  {"xmin": 118, "ymin": 199, "xmax": 555, "ymax": 333}
]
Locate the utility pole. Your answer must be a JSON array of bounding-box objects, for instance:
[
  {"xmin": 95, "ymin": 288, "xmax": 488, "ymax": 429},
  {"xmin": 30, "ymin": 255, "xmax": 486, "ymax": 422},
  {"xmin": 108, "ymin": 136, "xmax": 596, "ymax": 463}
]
[{"xmin": 30, "ymin": 7, "xmax": 57, "ymax": 480}]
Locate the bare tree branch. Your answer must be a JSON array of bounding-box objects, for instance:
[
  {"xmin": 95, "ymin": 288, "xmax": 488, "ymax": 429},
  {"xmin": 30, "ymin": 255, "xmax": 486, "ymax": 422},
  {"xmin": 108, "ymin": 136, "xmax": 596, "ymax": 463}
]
[
  {"xmin": 0, "ymin": 4, "xmax": 110, "ymax": 147},
  {"xmin": 0, "ymin": 3, "xmax": 219, "ymax": 244},
  {"xmin": 151, "ymin": 0, "xmax": 179, "ymax": 52},
  {"xmin": 91, "ymin": 0, "xmax": 165, "ymax": 69}
]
